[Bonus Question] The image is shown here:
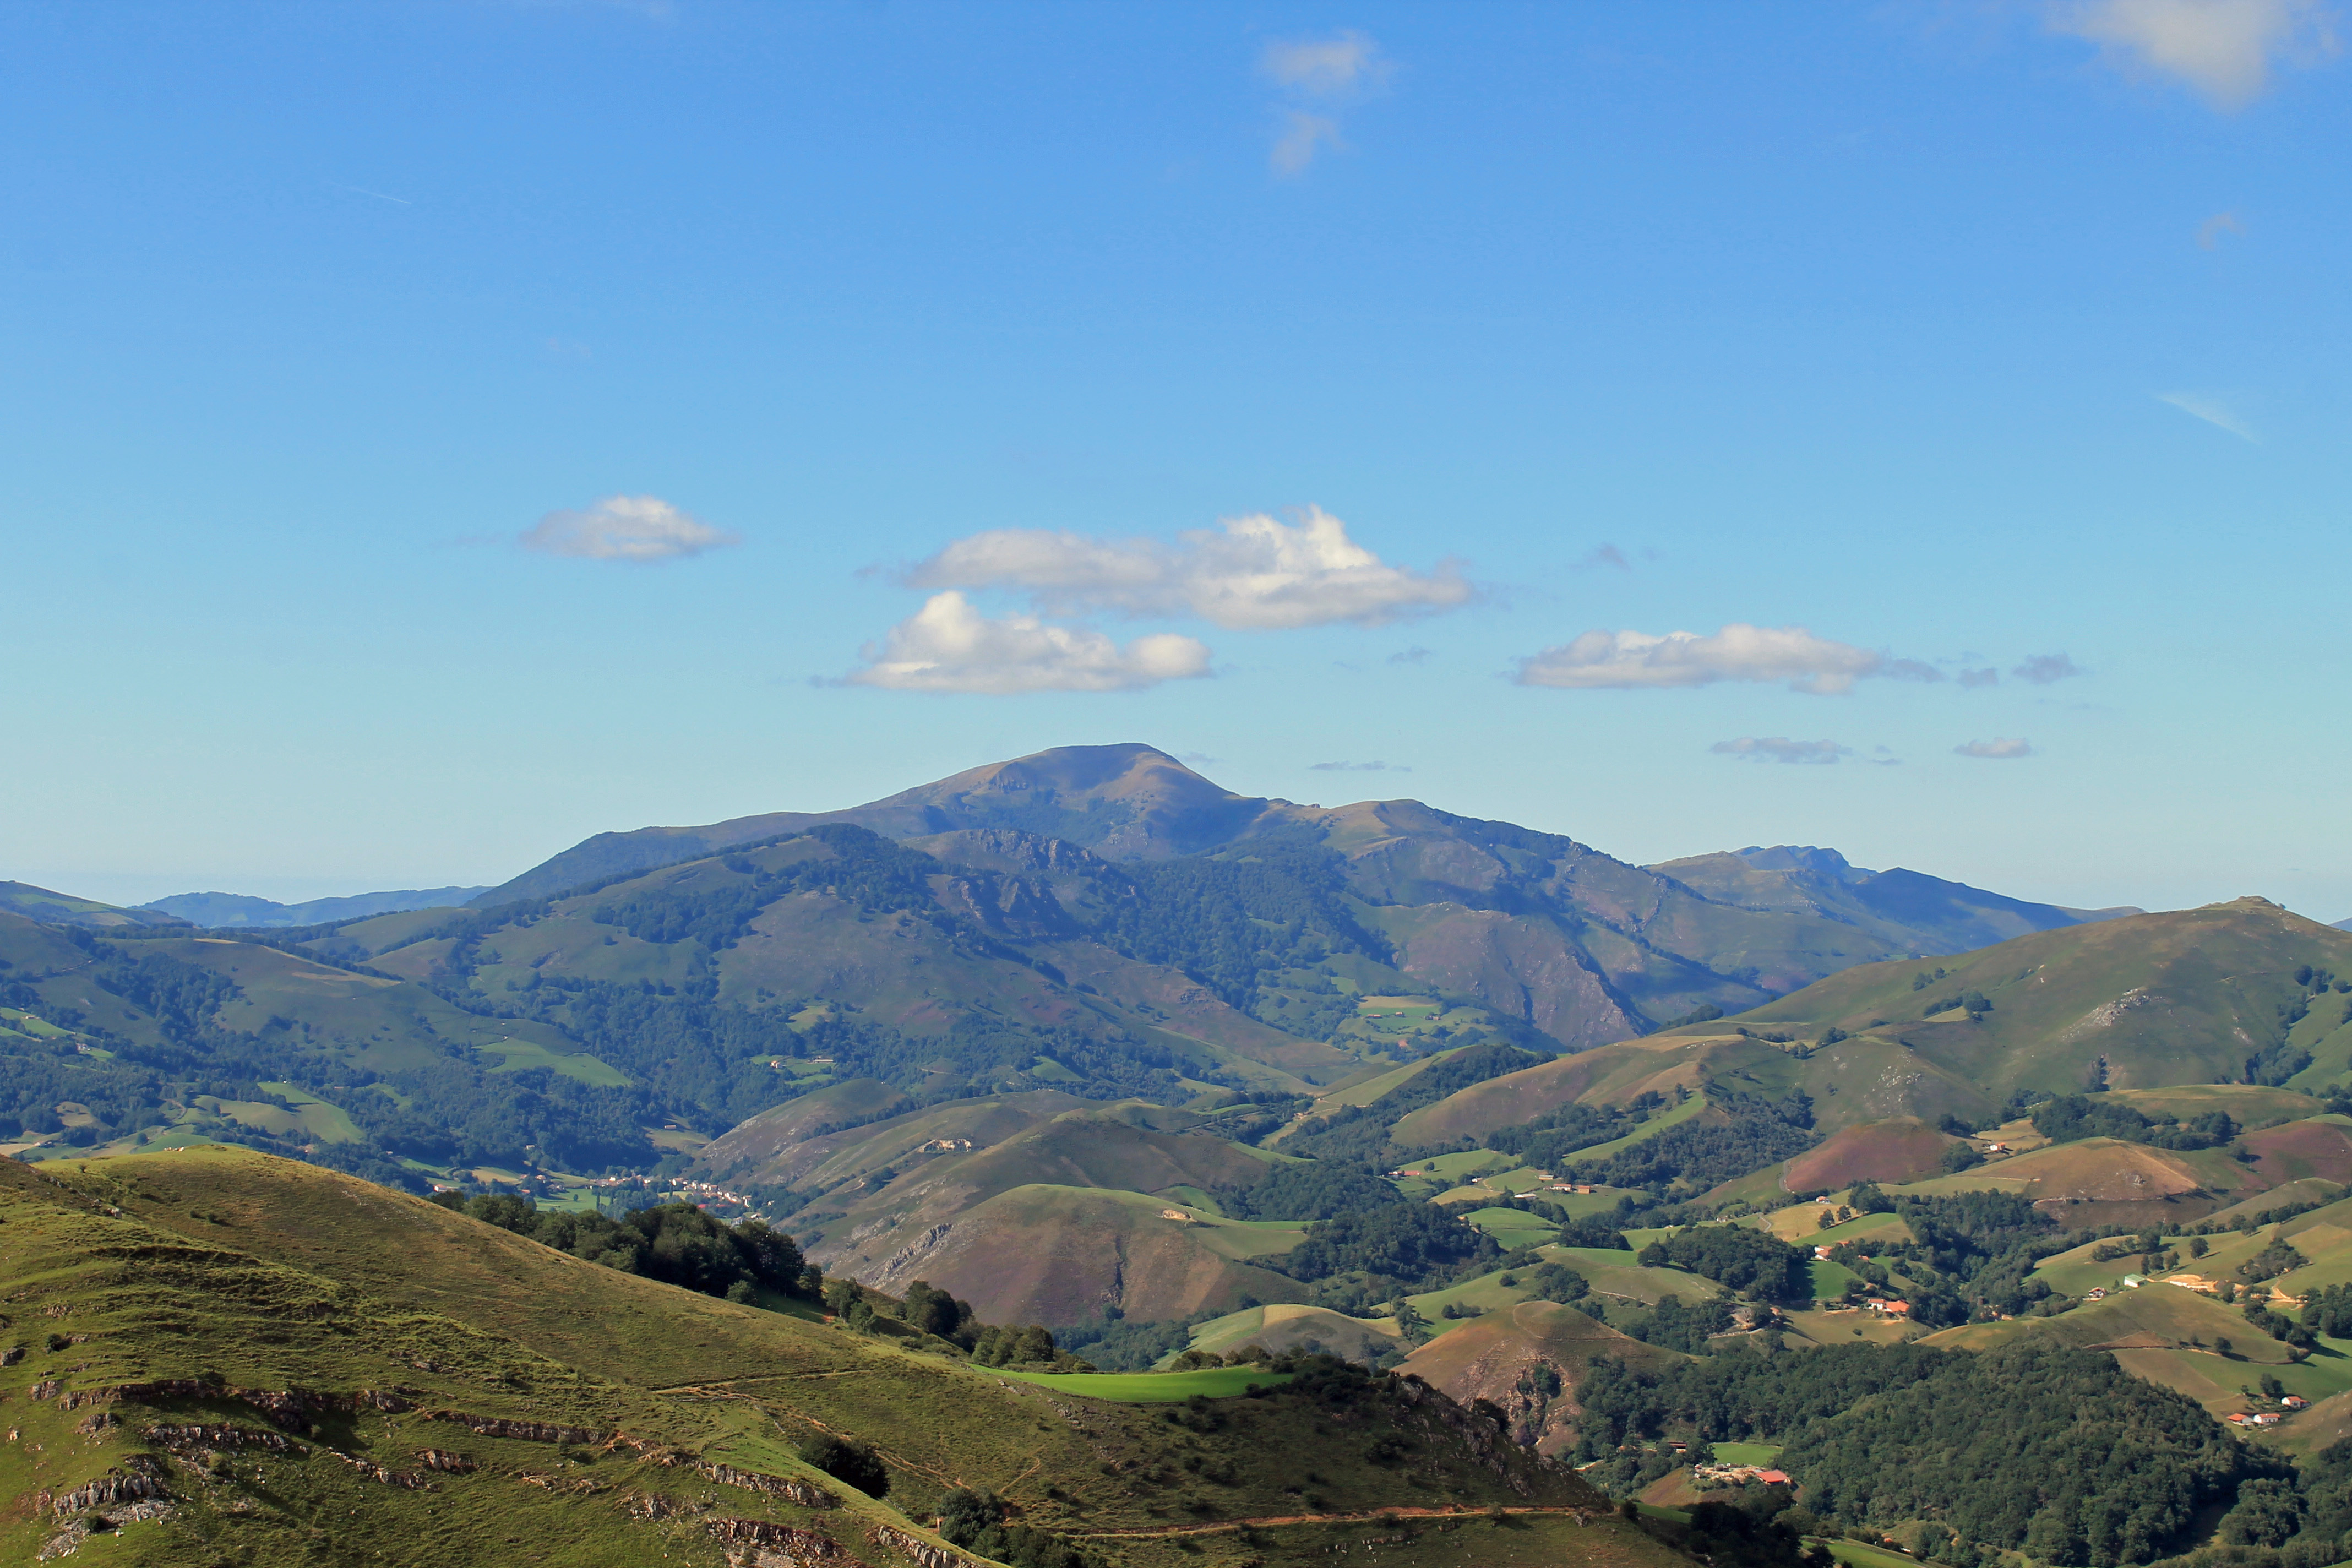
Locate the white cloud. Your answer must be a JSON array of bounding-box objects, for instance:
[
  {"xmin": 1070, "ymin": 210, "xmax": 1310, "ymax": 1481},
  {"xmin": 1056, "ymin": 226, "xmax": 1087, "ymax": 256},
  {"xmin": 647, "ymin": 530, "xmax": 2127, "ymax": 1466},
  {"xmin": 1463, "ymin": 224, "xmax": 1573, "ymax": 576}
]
[
  {"xmin": 1711, "ymin": 737, "xmax": 1849, "ymax": 765},
  {"xmin": 1956, "ymin": 737, "xmax": 2037, "ymax": 759},
  {"xmin": 2013, "ymin": 652, "xmax": 2087, "ymax": 684},
  {"xmin": 2159, "ymin": 390, "xmax": 2259, "ymax": 440},
  {"xmin": 1512, "ymin": 624, "xmax": 1897, "ymax": 695},
  {"xmin": 519, "ymin": 494, "xmax": 739, "ymax": 562},
  {"xmin": 1261, "ymin": 30, "xmax": 1388, "ymax": 95},
  {"xmin": 1310, "ymin": 759, "xmax": 1409, "ymax": 772},
  {"xmin": 845, "ymin": 592, "xmax": 1211, "ymax": 694},
  {"xmin": 903, "ymin": 507, "xmax": 1471, "ymax": 631},
  {"xmin": 2049, "ymin": 0, "xmax": 2338, "ymax": 108},
  {"xmin": 1259, "ymin": 30, "xmax": 1388, "ymax": 175},
  {"xmin": 1271, "ymin": 111, "xmax": 1345, "ymax": 176}
]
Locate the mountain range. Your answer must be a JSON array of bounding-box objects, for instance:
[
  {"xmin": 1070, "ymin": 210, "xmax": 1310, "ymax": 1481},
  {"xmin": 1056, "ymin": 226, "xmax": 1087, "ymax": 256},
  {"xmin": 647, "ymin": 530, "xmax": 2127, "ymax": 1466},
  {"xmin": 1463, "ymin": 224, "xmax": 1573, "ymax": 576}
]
[{"xmin": 13, "ymin": 741, "xmax": 2352, "ymax": 1567}]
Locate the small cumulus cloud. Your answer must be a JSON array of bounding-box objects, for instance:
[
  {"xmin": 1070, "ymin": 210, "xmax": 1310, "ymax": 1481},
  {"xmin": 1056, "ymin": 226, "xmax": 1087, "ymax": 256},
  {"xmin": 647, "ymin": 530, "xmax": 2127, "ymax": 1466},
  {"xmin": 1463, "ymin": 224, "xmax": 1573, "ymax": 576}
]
[
  {"xmin": 1959, "ymin": 668, "xmax": 2001, "ymax": 689},
  {"xmin": 1176, "ymin": 750, "xmax": 1222, "ymax": 766},
  {"xmin": 1710, "ymin": 737, "xmax": 1849, "ymax": 765},
  {"xmin": 519, "ymin": 494, "xmax": 739, "ymax": 562},
  {"xmin": 2013, "ymin": 652, "xmax": 2087, "ymax": 684},
  {"xmin": 1574, "ymin": 543, "xmax": 1633, "ymax": 572},
  {"xmin": 901, "ymin": 507, "xmax": 1471, "ymax": 630},
  {"xmin": 1310, "ymin": 760, "xmax": 1409, "ymax": 772},
  {"xmin": 2198, "ymin": 210, "xmax": 2246, "ymax": 248},
  {"xmin": 2048, "ymin": 0, "xmax": 2339, "ymax": 110},
  {"xmin": 1259, "ymin": 30, "xmax": 1388, "ymax": 175},
  {"xmin": 1512, "ymin": 624, "xmax": 1906, "ymax": 695},
  {"xmin": 2159, "ymin": 390, "xmax": 2258, "ymax": 440},
  {"xmin": 1956, "ymin": 737, "xmax": 2036, "ymax": 759},
  {"xmin": 1389, "ymin": 646, "xmax": 1433, "ymax": 665},
  {"xmin": 845, "ymin": 592, "xmax": 1212, "ymax": 694}
]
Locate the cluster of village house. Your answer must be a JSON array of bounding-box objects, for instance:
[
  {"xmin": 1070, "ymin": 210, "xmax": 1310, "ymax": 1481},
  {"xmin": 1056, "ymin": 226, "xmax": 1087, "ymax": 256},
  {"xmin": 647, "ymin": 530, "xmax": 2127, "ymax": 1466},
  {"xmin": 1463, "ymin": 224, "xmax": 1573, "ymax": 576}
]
[{"xmin": 2228, "ymin": 1397, "xmax": 2309, "ymax": 1428}]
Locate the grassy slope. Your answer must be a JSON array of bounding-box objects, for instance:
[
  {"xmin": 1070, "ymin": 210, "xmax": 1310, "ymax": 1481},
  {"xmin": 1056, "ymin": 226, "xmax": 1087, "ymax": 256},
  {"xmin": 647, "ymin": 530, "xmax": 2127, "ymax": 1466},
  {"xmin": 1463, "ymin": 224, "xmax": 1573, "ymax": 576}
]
[
  {"xmin": 1398, "ymin": 1301, "xmax": 1687, "ymax": 1455},
  {"xmin": 1652, "ymin": 900, "xmax": 2352, "ymax": 1115},
  {"xmin": 1782, "ymin": 1118, "xmax": 1956, "ymax": 1191},
  {"xmin": 14, "ymin": 1146, "xmax": 1624, "ymax": 1568},
  {"xmin": 1184, "ymin": 1305, "xmax": 1401, "ymax": 1365},
  {"xmin": 860, "ymin": 1182, "xmax": 1316, "ymax": 1324}
]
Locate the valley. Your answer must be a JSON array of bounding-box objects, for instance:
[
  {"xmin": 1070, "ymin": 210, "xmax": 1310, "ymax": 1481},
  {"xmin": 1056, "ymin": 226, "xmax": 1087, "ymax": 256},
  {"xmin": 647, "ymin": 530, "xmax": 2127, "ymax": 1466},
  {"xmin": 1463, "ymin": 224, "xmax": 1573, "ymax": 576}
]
[{"xmin": 11, "ymin": 743, "xmax": 2352, "ymax": 1568}]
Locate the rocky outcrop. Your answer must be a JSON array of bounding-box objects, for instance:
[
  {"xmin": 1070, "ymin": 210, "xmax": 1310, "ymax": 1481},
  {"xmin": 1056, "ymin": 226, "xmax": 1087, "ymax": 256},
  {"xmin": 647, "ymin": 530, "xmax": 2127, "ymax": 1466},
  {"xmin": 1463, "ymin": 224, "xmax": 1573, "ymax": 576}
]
[
  {"xmin": 41, "ymin": 1468, "xmax": 170, "ymax": 1516},
  {"xmin": 709, "ymin": 1516, "xmax": 855, "ymax": 1563},
  {"xmin": 424, "ymin": 1410, "xmax": 605, "ymax": 1445},
  {"xmin": 698, "ymin": 1460, "xmax": 837, "ymax": 1507},
  {"xmin": 866, "ymin": 1525, "xmax": 983, "ymax": 1568}
]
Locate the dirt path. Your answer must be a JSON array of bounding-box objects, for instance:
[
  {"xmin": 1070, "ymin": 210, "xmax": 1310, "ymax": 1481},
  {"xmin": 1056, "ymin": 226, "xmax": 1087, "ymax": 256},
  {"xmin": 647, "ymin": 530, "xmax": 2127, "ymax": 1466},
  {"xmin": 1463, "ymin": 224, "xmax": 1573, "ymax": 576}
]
[{"xmin": 1071, "ymin": 1505, "xmax": 1603, "ymax": 1540}]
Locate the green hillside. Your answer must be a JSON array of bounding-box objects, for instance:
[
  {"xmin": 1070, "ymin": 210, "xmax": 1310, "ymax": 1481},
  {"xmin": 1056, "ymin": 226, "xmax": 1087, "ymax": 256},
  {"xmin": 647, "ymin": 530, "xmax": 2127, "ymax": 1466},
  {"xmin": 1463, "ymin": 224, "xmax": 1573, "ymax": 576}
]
[
  {"xmin": 0, "ymin": 880, "xmax": 187, "ymax": 929},
  {"xmin": 4, "ymin": 1145, "xmax": 1638, "ymax": 1568}
]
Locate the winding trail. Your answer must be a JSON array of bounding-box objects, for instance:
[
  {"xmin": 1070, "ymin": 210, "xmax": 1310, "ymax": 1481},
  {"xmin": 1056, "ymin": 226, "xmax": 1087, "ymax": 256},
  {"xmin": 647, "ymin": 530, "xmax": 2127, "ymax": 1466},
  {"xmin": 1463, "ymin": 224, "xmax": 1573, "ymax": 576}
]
[{"xmin": 1070, "ymin": 1504, "xmax": 1602, "ymax": 1540}]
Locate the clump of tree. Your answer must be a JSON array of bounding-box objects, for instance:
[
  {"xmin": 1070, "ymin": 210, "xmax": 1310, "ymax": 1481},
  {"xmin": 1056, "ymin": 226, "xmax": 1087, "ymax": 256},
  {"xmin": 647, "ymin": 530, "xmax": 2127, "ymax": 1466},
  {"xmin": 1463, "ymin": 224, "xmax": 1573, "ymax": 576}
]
[
  {"xmin": 937, "ymin": 1489, "xmax": 1097, "ymax": 1568},
  {"xmin": 1276, "ymin": 1201, "xmax": 1503, "ymax": 1294},
  {"xmin": 798, "ymin": 1434, "xmax": 889, "ymax": 1498},
  {"xmin": 1566, "ymin": 1091, "xmax": 1819, "ymax": 1195},
  {"xmin": 437, "ymin": 1192, "xmax": 816, "ymax": 1304},
  {"xmin": 2029, "ymin": 1095, "xmax": 2237, "ymax": 1151},
  {"xmin": 1618, "ymin": 1294, "xmax": 1735, "ymax": 1352},
  {"xmin": 1639, "ymin": 1225, "xmax": 1811, "ymax": 1301},
  {"xmin": 1219, "ymin": 1159, "xmax": 1405, "ymax": 1222},
  {"xmin": 1576, "ymin": 1340, "xmax": 2269, "ymax": 1566}
]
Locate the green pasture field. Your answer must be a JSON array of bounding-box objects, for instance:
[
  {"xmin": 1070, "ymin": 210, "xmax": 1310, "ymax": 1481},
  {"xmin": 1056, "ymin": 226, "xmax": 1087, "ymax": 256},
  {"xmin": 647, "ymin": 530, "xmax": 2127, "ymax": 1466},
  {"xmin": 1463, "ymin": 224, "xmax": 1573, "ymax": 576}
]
[
  {"xmin": 1708, "ymin": 1442, "xmax": 1783, "ymax": 1466},
  {"xmin": 1809, "ymin": 1258, "xmax": 1861, "ymax": 1298},
  {"xmin": 980, "ymin": 1366, "xmax": 1298, "ymax": 1401},
  {"xmin": 1825, "ymin": 1540, "xmax": 1919, "ymax": 1568},
  {"xmin": 474, "ymin": 1033, "xmax": 633, "ymax": 1086}
]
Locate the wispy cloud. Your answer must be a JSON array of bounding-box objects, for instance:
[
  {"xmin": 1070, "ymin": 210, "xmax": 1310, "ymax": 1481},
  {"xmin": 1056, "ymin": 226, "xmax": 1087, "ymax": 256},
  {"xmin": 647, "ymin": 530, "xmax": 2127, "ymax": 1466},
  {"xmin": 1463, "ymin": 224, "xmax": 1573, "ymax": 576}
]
[
  {"xmin": 519, "ymin": 495, "xmax": 739, "ymax": 562},
  {"xmin": 1388, "ymin": 646, "xmax": 1433, "ymax": 665},
  {"xmin": 1513, "ymin": 624, "xmax": 1932, "ymax": 695},
  {"xmin": 1573, "ymin": 544, "xmax": 1633, "ymax": 573},
  {"xmin": 845, "ymin": 592, "xmax": 1211, "ymax": 694},
  {"xmin": 1956, "ymin": 737, "xmax": 2036, "ymax": 759},
  {"xmin": 2159, "ymin": 390, "xmax": 2258, "ymax": 440},
  {"xmin": 1310, "ymin": 759, "xmax": 1409, "ymax": 772},
  {"xmin": 902, "ymin": 508, "xmax": 1471, "ymax": 631},
  {"xmin": 1259, "ymin": 30, "xmax": 1389, "ymax": 175},
  {"xmin": 2048, "ymin": 0, "xmax": 2339, "ymax": 109},
  {"xmin": 2013, "ymin": 652, "xmax": 2087, "ymax": 684},
  {"xmin": 1711, "ymin": 737, "xmax": 1849, "ymax": 765},
  {"xmin": 1959, "ymin": 668, "xmax": 2001, "ymax": 689},
  {"xmin": 1262, "ymin": 30, "xmax": 1388, "ymax": 94},
  {"xmin": 1176, "ymin": 750, "xmax": 1222, "ymax": 766},
  {"xmin": 2198, "ymin": 209, "xmax": 2246, "ymax": 248},
  {"xmin": 1271, "ymin": 112, "xmax": 1344, "ymax": 176}
]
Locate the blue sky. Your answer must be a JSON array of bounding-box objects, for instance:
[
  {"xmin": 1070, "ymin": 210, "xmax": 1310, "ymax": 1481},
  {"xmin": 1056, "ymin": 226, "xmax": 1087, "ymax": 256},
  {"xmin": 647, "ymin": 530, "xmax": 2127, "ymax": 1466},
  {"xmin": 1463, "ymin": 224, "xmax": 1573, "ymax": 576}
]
[{"xmin": 4, "ymin": 1, "xmax": 2346, "ymax": 918}]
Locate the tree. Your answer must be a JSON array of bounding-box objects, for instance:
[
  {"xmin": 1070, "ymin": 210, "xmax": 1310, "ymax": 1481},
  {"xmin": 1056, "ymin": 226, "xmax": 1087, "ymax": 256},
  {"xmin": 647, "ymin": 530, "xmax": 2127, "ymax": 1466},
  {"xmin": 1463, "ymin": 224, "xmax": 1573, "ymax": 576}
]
[{"xmin": 799, "ymin": 1435, "xmax": 889, "ymax": 1498}]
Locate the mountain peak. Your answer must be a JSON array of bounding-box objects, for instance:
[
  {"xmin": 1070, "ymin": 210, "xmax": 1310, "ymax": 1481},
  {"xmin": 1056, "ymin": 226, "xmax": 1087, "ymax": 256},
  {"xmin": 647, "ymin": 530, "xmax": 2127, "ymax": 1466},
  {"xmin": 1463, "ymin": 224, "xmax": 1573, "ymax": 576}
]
[
  {"xmin": 1734, "ymin": 845, "xmax": 1874, "ymax": 883},
  {"xmin": 478, "ymin": 742, "xmax": 1293, "ymax": 903}
]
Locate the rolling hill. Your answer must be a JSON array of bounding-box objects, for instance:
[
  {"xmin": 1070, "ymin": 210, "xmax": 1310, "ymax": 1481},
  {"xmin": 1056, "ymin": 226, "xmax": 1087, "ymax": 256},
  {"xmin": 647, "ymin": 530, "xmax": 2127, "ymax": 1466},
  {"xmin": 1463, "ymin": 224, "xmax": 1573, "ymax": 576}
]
[
  {"xmin": 3, "ymin": 1144, "xmax": 1635, "ymax": 1568},
  {"xmin": 1397, "ymin": 898, "xmax": 2352, "ymax": 1152},
  {"xmin": 135, "ymin": 885, "xmax": 490, "ymax": 927},
  {"xmin": 1398, "ymin": 1301, "xmax": 1686, "ymax": 1455},
  {"xmin": 0, "ymin": 880, "xmax": 188, "ymax": 929}
]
